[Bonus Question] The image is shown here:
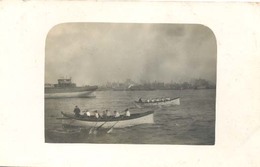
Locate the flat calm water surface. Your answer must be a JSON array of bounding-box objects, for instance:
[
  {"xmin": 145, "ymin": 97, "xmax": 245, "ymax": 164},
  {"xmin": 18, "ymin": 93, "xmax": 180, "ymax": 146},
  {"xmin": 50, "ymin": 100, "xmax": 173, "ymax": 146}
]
[{"xmin": 45, "ymin": 89, "xmax": 215, "ymax": 145}]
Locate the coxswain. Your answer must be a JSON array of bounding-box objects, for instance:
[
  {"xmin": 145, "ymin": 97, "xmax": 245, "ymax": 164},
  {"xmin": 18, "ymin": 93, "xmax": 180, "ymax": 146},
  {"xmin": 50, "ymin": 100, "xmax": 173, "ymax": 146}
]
[{"xmin": 73, "ymin": 106, "xmax": 81, "ymax": 117}]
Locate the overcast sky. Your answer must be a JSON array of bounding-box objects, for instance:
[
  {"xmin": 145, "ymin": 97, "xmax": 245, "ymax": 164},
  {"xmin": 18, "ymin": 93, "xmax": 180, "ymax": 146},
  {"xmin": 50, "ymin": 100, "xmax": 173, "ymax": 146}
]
[{"xmin": 45, "ymin": 23, "xmax": 216, "ymax": 86}]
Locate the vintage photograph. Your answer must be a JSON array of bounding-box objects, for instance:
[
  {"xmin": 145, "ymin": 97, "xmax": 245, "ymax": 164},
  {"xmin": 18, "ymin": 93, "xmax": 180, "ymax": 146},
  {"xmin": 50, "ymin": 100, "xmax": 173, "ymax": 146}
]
[{"xmin": 45, "ymin": 23, "xmax": 216, "ymax": 144}]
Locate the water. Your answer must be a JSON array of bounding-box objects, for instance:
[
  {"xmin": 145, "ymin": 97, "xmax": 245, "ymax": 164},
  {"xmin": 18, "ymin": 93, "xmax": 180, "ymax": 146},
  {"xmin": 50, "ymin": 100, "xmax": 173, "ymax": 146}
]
[{"xmin": 45, "ymin": 89, "xmax": 215, "ymax": 145}]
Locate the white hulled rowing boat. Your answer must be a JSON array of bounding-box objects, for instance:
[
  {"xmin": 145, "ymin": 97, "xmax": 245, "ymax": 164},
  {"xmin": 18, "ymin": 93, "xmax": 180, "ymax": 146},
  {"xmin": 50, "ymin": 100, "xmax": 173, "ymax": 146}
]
[
  {"xmin": 60, "ymin": 111, "xmax": 154, "ymax": 128},
  {"xmin": 135, "ymin": 97, "xmax": 180, "ymax": 107}
]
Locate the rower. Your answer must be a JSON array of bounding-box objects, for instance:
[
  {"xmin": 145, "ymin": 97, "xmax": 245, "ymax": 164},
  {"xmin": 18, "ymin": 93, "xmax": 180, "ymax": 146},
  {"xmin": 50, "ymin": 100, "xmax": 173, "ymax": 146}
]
[
  {"xmin": 94, "ymin": 110, "xmax": 99, "ymax": 119},
  {"xmin": 99, "ymin": 111, "xmax": 104, "ymax": 118},
  {"xmin": 114, "ymin": 111, "xmax": 120, "ymax": 118},
  {"xmin": 125, "ymin": 108, "xmax": 130, "ymax": 117},
  {"xmin": 102, "ymin": 110, "xmax": 106, "ymax": 118},
  {"xmin": 106, "ymin": 110, "xmax": 111, "ymax": 117},
  {"xmin": 86, "ymin": 111, "xmax": 91, "ymax": 117}
]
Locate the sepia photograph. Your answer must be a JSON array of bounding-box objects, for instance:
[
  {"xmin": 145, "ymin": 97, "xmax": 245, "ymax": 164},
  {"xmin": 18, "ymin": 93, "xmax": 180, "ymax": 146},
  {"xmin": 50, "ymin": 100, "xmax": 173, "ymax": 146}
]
[
  {"xmin": 45, "ymin": 23, "xmax": 216, "ymax": 144},
  {"xmin": 1, "ymin": 1, "xmax": 260, "ymax": 167}
]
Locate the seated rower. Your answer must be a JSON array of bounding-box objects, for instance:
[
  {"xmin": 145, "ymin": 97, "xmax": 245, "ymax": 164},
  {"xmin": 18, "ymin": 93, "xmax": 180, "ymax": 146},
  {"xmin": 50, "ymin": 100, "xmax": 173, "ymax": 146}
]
[
  {"xmin": 114, "ymin": 111, "xmax": 120, "ymax": 118},
  {"xmin": 83, "ymin": 110, "xmax": 91, "ymax": 117},
  {"xmin": 86, "ymin": 111, "xmax": 91, "ymax": 117},
  {"xmin": 94, "ymin": 110, "xmax": 99, "ymax": 119},
  {"xmin": 102, "ymin": 110, "xmax": 106, "ymax": 118},
  {"xmin": 125, "ymin": 108, "xmax": 130, "ymax": 117},
  {"xmin": 99, "ymin": 111, "xmax": 104, "ymax": 118},
  {"xmin": 106, "ymin": 110, "xmax": 111, "ymax": 117}
]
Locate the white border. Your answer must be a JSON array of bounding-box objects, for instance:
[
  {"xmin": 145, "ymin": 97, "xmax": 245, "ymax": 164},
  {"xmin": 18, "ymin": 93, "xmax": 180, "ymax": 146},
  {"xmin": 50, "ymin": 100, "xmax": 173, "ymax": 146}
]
[{"xmin": 0, "ymin": 1, "xmax": 260, "ymax": 167}]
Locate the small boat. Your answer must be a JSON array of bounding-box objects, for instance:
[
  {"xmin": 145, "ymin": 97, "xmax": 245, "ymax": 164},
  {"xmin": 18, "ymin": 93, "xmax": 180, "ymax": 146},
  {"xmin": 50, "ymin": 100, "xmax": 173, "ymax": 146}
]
[
  {"xmin": 60, "ymin": 111, "xmax": 154, "ymax": 128},
  {"xmin": 45, "ymin": 78, "xmax": 98, "ymax": 99},
  {"xmin": 135, "ymin": 97, "xmax": 180, "ymax": 106}
]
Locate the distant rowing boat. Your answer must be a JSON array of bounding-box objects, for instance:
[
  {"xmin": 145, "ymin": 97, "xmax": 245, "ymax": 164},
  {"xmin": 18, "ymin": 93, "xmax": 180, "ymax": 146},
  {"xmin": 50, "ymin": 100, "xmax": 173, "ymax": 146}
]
[
  {"xmin": 135, "ymin": 97, "xmax": 180, "ymax": 106},
  {"xmin": 60, "ymin": 111, "xmax": 154, "ymax": 128}
]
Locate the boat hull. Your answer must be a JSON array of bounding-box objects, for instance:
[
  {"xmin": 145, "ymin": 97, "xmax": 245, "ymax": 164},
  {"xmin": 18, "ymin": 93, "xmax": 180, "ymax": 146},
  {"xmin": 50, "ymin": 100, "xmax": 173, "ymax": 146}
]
[
  {"xmin": 45, "ymin": 86, "xmax": 97, "ymax": 99},
  {"xmin": 61, "ymin": 111, "xmax": 154, "ymax": 128},
  {"xmin": 135, "ymin": 97, "xmax": 180, "ymax": 107},
  {"xmin": 45, "ymin": 90, "xmax": 95, "ymax": 99}
]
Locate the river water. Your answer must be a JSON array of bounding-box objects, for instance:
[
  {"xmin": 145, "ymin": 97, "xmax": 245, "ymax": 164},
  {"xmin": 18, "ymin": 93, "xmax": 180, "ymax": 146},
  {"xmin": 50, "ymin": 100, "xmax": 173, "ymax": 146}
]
[{"xmin": 45, "ymin": 89, "xmax": 215, "ymax": 145}]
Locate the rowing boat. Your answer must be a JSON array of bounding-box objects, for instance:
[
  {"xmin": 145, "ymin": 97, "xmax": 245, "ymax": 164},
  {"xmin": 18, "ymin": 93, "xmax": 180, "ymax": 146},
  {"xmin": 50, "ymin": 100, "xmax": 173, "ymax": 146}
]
[
  {"xmin": 135, "ymin": 97, "xmax": 180, "ymax": 106},
  {"xmin": 60, "ymin": 111, "xmax": 154, "ymax": 128}
]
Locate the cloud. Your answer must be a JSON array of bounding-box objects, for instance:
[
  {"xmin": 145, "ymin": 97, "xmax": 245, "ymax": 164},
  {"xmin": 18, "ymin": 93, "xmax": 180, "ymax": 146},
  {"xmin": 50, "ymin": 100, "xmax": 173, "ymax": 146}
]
[{"xmin": 45, "ymin": 23, "xmax": 216, "ymax": 85}]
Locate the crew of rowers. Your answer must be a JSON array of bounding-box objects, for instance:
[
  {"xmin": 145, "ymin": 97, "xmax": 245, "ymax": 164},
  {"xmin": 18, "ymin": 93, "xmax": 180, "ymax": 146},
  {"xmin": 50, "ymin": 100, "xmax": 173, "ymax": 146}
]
[
  {"xmin": 138, "ymin": 97, "xmax": 172, "ymax": 103},
  {"xmin": 73, "ymin": 106, "xmax": 130, "ymax": 118}
]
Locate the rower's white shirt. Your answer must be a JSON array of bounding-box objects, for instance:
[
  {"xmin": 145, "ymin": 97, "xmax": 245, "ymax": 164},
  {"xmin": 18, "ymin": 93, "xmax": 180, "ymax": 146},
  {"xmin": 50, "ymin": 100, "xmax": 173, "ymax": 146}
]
[
  {"xmin": 86, "ymin": 112, "xmax": 91, "ymax": 116},
  {"xmin": 126, "ymin": 111, "xmax": 130, "ymax": 117},
  {"xmin": 115, "ymin": 112, "xmax": 120, "ymax": 117},
  {"xmin": 95, "ymin": 113, "xmax": 99, "ymax": 118},
  {"xmin": 106, "ymin": 111, "xmax": 110, "ymax": 117}
]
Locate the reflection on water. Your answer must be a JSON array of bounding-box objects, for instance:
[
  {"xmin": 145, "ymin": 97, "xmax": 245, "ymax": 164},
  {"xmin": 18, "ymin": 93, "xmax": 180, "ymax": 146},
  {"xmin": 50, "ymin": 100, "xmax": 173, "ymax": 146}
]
[{"xmin": 45, "ymin": 89, "xmax": 215, "ymax": 145}]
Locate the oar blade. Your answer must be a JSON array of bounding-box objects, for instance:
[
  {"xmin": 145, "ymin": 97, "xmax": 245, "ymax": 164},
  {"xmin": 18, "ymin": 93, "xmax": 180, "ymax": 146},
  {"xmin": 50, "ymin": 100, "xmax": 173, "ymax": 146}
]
[
  {"xmin": 89, "ymin": 127, "xmax": 93, "ymax": 134},
  {"xmin": 89, "ymin": 122, "xmax": 97, "ymax": 134},
  {"xmin": 107, "ymin": 127, "xmax": 113, "ymax": 134},
  {"xmin": 134, "ymin": 103, "xmax": 142, "ymax": 109}
]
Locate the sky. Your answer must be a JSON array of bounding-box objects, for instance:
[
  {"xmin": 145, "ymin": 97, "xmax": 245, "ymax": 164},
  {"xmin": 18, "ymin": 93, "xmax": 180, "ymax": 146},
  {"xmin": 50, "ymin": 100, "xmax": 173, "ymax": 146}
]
[{"xmin": 45, "ymin": 23, "xmax": 217, "ymax": 86}]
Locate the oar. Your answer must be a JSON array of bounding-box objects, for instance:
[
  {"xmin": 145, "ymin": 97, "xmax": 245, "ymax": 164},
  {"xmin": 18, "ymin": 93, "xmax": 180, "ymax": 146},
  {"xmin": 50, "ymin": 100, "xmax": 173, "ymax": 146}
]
[
  {"xmin": 133, "ymin": 102, "xmax": 142, "ymax": 109},
  {"xmin": 107, "ymin": 116, "xmax": 123, "ymax": 134},
  {"xmin": 96, "ymin": 121, "xmax": 107, "ymax": 130},
  {"xmin": 89, "ymin": 122, "xmax": 97, "ymax": 134},
  {"xmin": 93, "ymin": 120, "xmax": 110, "ymax": 134},
  {"xmin": 107, "ymin": 120, "xmax": 119, "ymax": 134}
]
